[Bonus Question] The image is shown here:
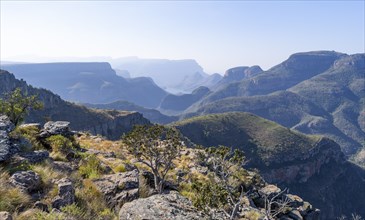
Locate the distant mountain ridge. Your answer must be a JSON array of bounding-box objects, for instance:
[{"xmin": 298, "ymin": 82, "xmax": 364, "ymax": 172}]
[
  {"xmin": 179, "ymin": 51, "xmax": 364, "ymax": 155},
  {"xmin": 84, "ymin": 100, "xmax": 177, "ymax": 124},
  {"xmin": 110, "ymin": 57, "xmax": 220, "ymax": 93},
  {"xmin": 1, "ymin": 62, "xmax": 167, "ymax": 108},
  {"xmin": 0, "ymin": 70, "xmax": 150, "ymax": 139}
]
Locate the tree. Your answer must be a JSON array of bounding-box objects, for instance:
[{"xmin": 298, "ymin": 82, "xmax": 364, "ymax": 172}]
[
  {"xmin": 0, "ymin": 88, "xmax": 43, "ymax": 126},
  {"xmin": 205, "ymin": 146, "xmax": 247, "ymax": 220},
  {"xmin": 123, "ymin": 125, "xmax": 182, "ymax": 193}
]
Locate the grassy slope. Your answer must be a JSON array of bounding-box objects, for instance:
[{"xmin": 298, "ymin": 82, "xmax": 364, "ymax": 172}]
[{"xmin": 174, "ymin": 112, "xmax": 320, "ymax": 167}]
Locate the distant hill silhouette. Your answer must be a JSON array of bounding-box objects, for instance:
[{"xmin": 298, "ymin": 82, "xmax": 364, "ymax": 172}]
[{"xmin": 1, "ymin": 62, "xmax": 167, "ymax": 108}]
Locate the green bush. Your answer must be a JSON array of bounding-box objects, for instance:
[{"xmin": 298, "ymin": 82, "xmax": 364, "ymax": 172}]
[
  {"xmin": 11, "ymin": 125, "xmax": 44, "ymax": 151},
  {"xmin": 78, "ymin": 154, "xmax": 105, "ymax": 179},
  {"xmin": 46, "ymin": 135, "xmax": 75, "ymax": 154}
]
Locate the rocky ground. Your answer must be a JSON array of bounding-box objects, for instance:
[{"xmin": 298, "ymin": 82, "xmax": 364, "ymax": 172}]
[{"xmin": 0, "ymin": 115, "xmax": 320, "ymax": 220}]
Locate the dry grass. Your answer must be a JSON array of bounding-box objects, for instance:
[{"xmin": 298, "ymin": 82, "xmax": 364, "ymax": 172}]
[{"xmin": 0, "ymin": 168, "xmax": 31, "ymax": 213}]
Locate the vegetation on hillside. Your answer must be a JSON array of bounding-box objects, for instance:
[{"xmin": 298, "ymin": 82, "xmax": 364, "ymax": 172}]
[{"xmin": 0, "ymin": 88, "xmax": 43, "ymax": 126}]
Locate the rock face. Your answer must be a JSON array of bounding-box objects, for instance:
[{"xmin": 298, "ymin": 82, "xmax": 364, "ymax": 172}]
[
  {"xmin": 93, "ymin": 170, "xmax": 139, "ymax": 210},
  {"xmin": 0, "ymin": 211, "xmax": 12, "ymax": 220},
  {"xmin": 86, "ymin": 112, "xmax": 150, "ymax": 140},
  {"xmin": 0, "ymin": 115, "xmax": 15, "ymax": 132},
  {"xmin": 10, "ymin": 171, "xmax": 41, "ymax": 193},
  {"xmin": 0, "ymin": 115, "xmax": 18, "ymax": 162},
  {"xmin": 262, "ymin": 138, "xmax": 343, "ymax": 184},
  {"xmin": 17, "ymin": 150, "xmax": 49, "ymax": 164},
  {"xmin": 52, "ymin": 178, "xmax": 75, "ymax": 209},
  {"xmin": 222, "ymin": 65, "xmax": 263, "ymax": 82},
  {"xmin": 119, "ymin": 191, "xmax": 206, "ymax": 220}
]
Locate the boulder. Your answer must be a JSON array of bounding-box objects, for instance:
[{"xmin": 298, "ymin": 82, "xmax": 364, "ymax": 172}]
[
  {"xmin": 39, "ymin": 121, "xmax": 73, "ymax": 138},
  {"xmin": 10, "ymin": 171, "xmax": 41, "ymax": 193},
  {"xmin": 51, "ymin": 161, "xmax": 76, "ymax": 173},
  {"xmin": 18, "ymin": 150, "xmax": 49, "ymax": 164},
  {"xmin": 33, "ymin": 201, "xmax": 49, "ymax": 212},
  {"xmin": 52, "ymin": 178, "xmax": 75, "ymax": 209},
  {"xmin": 93, "ymin": 169, "xmax": 139, "ymax": 209},
  {"xmin": 285, "ymin": 194, "xmax": 304, "ymax": 208},
  {"xmin": 0, "ymin": 211, "xmax": 12, "ymax": 220},
  {"xmin": 19, "ymin": 123, "xmax": 41, "ymax": 130},
  {"xmin": 0, "ymin": 115, "xmax": 15, "ymax": 132},
  {"xmin": 119, "ymin": 191, "xmax": 207, "ymax": 220},
  {"xmin": 287, "ymin": 210, "xmax": 303, "ymax": 220},
  {"xmin": 259, "ymin": 184, "xmax": 281, "ymax": 197}
]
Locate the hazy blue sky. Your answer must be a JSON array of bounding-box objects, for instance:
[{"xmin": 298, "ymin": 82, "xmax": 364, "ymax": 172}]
[{"xmin": 1, "ymin": 1, "xmax": 364, "ymax": 73}]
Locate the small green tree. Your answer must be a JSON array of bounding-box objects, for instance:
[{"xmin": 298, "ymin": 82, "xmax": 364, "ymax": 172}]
[
  {"xmin": 206, "ymin": 146, "xmax": 247, "ymax": 219},
  {"xmin": 123, "ymin": 125, "xmax": 182, "ymax": 193},
  {"xmin": 0, "ymin": 88, "xmax": 43, "ymax": 126}
]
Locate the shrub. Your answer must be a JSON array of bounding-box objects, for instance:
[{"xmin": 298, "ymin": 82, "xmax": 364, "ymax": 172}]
[
  {"xmin": 78, "ymin": 154, "xmax": 105, "ymax": 179},
  {"xmin": 113, "ymin": 164, "xmax": 126, "ymax": 173},
  {"xmin": 46, "ymin": 135, "xmax": 75, "ymax": 154},
  {"xmin": 75, "ymin": 179, "xmax": 116, "ymax": 220},
  {"xmin": 61, "ymin": 203, "xmax": 87, "ymax": 219}
]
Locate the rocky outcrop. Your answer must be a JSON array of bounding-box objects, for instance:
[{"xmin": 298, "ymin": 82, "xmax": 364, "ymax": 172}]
[
  {"xmin": 86, "ymin": 112, "xmax": 150, "ymax": 140},
  {"xmin": 119, "ymin": 191, "xmax": 206, "ymax": 220},
  {"xmin": 40, "ymin": 121, "xmax": 73, "ymax": 138},
  {"xmin": 17, "ymin": 150, "xmax": 49, "ymax": 164},
  {"xmin": 93, "ymin": 170, "xmax": 139, "ymax": 210},
  {"xmin": 10, "ymin": 171, "xmax": 41, "ymax": 193},
  {"xmin": 0, "ymin": 115, "xmax": 18, "ymax": 162},
  {"xmin": 0, "ymin": 212, "xmax": 12, "ymax": 220},
  {"xmin": 52, "ymin": 178, "xmax": 75, "ymax": 209},
  {"xmin": 223, "ymin": 66, "xmax": 263, "ymax": 81}
]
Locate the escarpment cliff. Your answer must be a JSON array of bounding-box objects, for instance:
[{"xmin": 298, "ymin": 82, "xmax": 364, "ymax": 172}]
[
  {"xmin": 262, "ymin": 137, "xmax": 344, "ymax": 184},
  {"xmin": 0, "ymin": 70, "xmax": 150, "ymax": 139}
]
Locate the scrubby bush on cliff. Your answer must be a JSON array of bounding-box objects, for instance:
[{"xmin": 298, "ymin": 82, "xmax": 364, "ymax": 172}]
[
  {"xmin": 183, "ymin": 146, "xmax": 251, "ymax": 219},
  {"xmin": 45, "ymin": 134, "xmax": 78, "ymax": 161},
  {"xmin": 123, "ymin": 124, "xmax": 182, "ymax": 193},
  {"xmin": 0, "ymin": 88, "xmax": 43, "ymax": 126}
]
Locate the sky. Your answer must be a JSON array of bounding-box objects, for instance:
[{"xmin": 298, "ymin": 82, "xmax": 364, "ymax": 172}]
[{"xmin": 0, "ymin": 1, "xmax": 364, "ymax": 73}]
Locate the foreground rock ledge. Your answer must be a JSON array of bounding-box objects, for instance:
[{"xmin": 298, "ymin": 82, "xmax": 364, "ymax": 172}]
[{"xmin": 119, "ymin": 191, "xmax": 206, "ymax": 220}]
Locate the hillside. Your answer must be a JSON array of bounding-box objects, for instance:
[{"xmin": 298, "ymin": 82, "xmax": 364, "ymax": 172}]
[
  {"xmin": 181, "ymin": 52, "xmax": 364, "ymax": 155},
  {"xmin": 173, "ymin": 112, "xmax": 365, "ymax": 218},
  {"xmin": 159, "ymin": 86, "xmax": 211, "ymax": 113},
  {"xmin": 0, "ymin": 70, "xmax": 150, "ymax": 139},
  {"xmin": 182, "ymin": 91, "xmax": 361, "ymax": 155},
  {"xmin": 84, "ymin": 101, "xmax": 177, "ymax": 124},
  {"xmin": 0, "ymin": 115, "xmax": 321, "ymax": 219},
  {"xmin": 1, "ymin": 62, "xmax": 167, "ymax": 108}
]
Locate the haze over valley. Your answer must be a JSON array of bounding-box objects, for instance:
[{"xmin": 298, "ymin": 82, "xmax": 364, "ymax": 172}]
[{"xmin": 0, "ymin": 1, "xmax": 364, "ymax": 219}]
